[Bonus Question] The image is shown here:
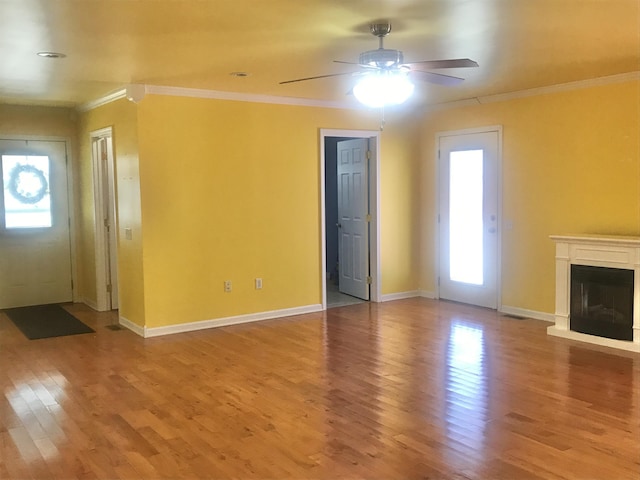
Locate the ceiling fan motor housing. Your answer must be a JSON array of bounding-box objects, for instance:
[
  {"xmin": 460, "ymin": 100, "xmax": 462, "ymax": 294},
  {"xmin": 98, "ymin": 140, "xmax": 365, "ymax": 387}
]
[{"xmin": 359, "ymin": 48, "xmax": 404, "ymax": 68}]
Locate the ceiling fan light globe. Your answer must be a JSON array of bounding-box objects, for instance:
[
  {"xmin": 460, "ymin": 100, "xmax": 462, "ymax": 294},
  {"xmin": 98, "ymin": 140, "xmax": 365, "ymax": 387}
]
[{"xmin": 353, "ymin": 72, "xmax": 414, "ymax": 108}]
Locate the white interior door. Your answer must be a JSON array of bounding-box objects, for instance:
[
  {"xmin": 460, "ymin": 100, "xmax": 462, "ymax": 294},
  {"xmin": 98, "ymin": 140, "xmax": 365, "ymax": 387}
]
[
  {"xmin": 438, "ymin": 130, "xmax": 500, "ymax": 309},
  {"xmin": 337, "ymin": 138, "xmax": 370, "ymax": 300},
  {"xmin": 0, "ymin": 139, "xmax": 73, "ymax": 308}
]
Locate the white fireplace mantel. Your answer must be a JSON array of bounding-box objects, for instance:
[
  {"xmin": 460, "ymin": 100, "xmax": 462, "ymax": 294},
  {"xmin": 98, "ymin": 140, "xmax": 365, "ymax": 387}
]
[{"xmin": 549, "ymin": 234, "xmax": 640, "ymax": 353}]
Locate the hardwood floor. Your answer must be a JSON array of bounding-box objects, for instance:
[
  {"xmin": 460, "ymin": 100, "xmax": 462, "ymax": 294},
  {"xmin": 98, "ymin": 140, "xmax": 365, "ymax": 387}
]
[{"xmin": 1, "ymin": 298, "xmax": 638, "ymax": 479}]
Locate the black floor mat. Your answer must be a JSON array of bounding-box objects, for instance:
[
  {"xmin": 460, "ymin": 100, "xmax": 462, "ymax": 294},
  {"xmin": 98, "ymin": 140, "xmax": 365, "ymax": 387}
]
[{"xmin": 5, "ymin": 304, "xmax": 95, "ymax": 340}]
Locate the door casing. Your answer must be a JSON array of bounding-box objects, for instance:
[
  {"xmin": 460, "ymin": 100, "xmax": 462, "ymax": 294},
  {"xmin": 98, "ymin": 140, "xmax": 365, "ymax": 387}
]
[
  {"xmin": 435, "ymin": 125, "xmax": 503, "ymax": 309},
  {"xmin": 320, "ymin": 129, "xmax": 381, "ymax": 309},
  {"xmin": 91, "ymin": 127, "xmax": 119, "ymax": 311}
]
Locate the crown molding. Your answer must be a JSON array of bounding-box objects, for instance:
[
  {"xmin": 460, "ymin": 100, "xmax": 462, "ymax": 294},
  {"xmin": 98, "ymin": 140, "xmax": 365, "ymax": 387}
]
[
  {"xmin": 478, "ymin": 71, "xmax": 640, "ymax": 104},
  {"xmin": 144, "ymin": 85, "xmax": 359, "ymax": 110},
  {"xmin": 428, "ymin": 71, "xmax": 640, "ymax": 112},
  {"xmin": 77, "ymin": 88, "xmax": 127, "ymax": 112},
  {"xmin": 78, "ymin": 84, "xmax": 360, "ymax": 112},
  {"xmin": 78, "ymin": 71, "xmax": 640, "ymax": 114}
]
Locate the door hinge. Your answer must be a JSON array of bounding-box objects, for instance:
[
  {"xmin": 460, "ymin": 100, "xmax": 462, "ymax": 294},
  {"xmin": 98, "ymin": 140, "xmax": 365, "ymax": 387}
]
[
  {"xmin": 366, "ymin": 150, "xmax": 371, "ymax": 160},
  {"xmin": 438, "ymin": 214, "xmax": 441, "ymax": 223},
  {"xmin": 438, "ymin": 276, "xmax": 441, "ymax": 286},
  {"xmin": 366, "ymin": 276, "xmax": 372, "ymax": 285},
  {"xmin": 366, "ymin": 214, "xmax": 371, "ymax": 222},
  {"xmin": 106, "ymin": 284, "xmax": 112, "ymax": 293}
]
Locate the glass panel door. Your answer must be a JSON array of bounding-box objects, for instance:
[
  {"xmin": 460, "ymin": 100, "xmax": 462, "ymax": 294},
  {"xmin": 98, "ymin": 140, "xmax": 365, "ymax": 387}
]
[{"xmin": 438, "ymin": 130, "xmax": 500, "ymax": 309}]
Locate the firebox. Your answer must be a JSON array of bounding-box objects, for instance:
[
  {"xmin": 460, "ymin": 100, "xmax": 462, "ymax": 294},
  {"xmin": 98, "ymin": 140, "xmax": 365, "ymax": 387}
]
[{"xmin": 570, "ymin": 265, "xmax": 634, "ymax": 341}]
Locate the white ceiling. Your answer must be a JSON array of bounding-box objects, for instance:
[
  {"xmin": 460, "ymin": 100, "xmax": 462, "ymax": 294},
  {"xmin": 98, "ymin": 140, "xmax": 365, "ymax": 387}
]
[{"xmin": 0, "ymin": 0, "xmax": 639, "ymax": 108}]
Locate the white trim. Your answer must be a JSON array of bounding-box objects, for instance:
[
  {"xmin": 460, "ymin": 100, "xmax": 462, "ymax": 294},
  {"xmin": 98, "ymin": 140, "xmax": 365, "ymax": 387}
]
[
  {"xmin": 380, "ymin": 291, "xmax": 421, "ymax": 302},
  {"xmin": 141, "ymin": 304, "xmax": 323, "ymax": 338},
  {"xmin": 434, "ymin": 126, "xmax": 503, "ymax": 309},
  {"xmin": 547, "ymin": 326, "xmax": 640, "ymax": 353},
  {"xmin": 77, "ymin": 89, "xmax": 127, "ymax": 112},
  {"xmin": 319, "ymin": 129, "xmax": 382, "ymax": 310},
  {"xmin": 79, "ymin": 296, "xmax": 99, "ymax": 312},
  {"xmin": 500, "ymin": 305, "xmax": 555, "ymax": 322},
  {"xmin": 78, "ymin": 71, "xmax": 640, "ymax": 114},
  {"xmin": 419, "ymin": 290, "xmax": 437, "ymax": 299},
  {"xmin": 63, "ymin": 138, "xmax": 79, "ymax": 304},
  {"xmin": 146, "ymin": 85, "xmax": 359, "ymax": 110},
  {"xmin": 119, "ymin": 315, "xmax": 145, "ymax": 337},
  {"xmin": 429, "ymin": 71, "xmax": 640, "ymax": 111},
  {"xmin": 78, "ymin": 85, "xmax": 360, "ymax": 112},
  {"xmin": 479, "ymin": 71, "xmax": 640, "ymax": 104},
  {"xmin": 90, "ymin": 127, "xmax": 117, "ymax": 312}
]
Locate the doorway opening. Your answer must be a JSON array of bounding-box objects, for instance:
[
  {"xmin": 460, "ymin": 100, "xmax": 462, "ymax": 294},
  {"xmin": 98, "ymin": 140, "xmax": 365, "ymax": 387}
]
[
  {"xmin": 320, "ymin": 129, "xmax": 381, "ymax": 309},
  {"xmin": 90, "ymin": 127, "xmax": 119, "ymax": 311}
]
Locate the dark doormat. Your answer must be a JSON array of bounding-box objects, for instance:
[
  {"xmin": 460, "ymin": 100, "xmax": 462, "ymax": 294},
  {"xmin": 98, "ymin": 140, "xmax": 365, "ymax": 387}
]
[{"xmin": 5, "ymin": 304, "xmax": 95, "ymax": 340}]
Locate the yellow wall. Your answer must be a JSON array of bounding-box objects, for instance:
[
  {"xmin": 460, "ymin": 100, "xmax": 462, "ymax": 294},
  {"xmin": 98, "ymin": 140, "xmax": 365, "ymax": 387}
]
[
  {"xmin": 136, "ymin": 95, "xmax": 420, "ymax": 327},
  {"xmin": 4, "ymin": 80, "xmax": 637, "ymax": 330},
  {"xmin": 0, "ymin": 104, "xmax": 77, "ymax": 139},
  {"xmin": 77, "ymin": 99, "xmax": 146, "ymax": 327},
  {"xmin": 419, "ymin": 80, "xmax": 640, "ymax": 313}
]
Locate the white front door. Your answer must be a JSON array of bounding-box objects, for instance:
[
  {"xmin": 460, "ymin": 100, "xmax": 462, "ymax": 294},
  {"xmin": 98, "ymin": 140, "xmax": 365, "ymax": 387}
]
[
  {"xmin": 0, "ymin": 139, "xmax": 73, "ymax": 308},
  {"xmin": 438, "ymin": 129, "xmax": 500, "ymax": 309},
  {"xmin": 337, "ymin": 138, "xmax": 370, "ymax": 300}
]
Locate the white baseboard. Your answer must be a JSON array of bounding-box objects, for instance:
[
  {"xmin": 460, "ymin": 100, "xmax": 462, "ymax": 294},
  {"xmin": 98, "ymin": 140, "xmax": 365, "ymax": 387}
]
[
  {"xmin": 418, "ymin": 290, "xmax": 437, "ymax": 299},
  {"xmin": 500, "ymin": 305, "xmax": 554, "ymax": 322},
  {"xmin": 79, "ymin": 297, "xmax": 99, "ymax": 311},
  {"xmin": 142, "ymin": 304, "xmax": 323, "ymax": 338},
  {"xmin": 380, "ymin": 291, "xmax": 421, "ymax": 302},
  {"xmin": 119, "ymin": 315, "xmax": 145, "ymax": 337}
]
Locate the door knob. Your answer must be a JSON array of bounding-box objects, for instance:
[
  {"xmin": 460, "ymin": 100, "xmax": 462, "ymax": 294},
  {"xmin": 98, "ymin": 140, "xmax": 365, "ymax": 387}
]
[{"xmin": 336, "ymin": 223, "xmax": 342, "ymax": 228}]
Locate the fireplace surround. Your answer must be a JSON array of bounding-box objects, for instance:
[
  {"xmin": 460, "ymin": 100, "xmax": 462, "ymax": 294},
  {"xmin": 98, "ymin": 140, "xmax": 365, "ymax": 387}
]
[{"xmin": 549, "ymin": 234, "xmax": 640, "ymax": 352}]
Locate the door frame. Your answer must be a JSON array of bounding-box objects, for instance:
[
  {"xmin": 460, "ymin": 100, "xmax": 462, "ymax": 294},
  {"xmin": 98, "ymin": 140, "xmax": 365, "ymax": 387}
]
[
  {"xmin": 90, "ymin": 127, "xmax": 118, "ymax": 311},
  {"xmin": 434, "ymin": 125, "xmax": 503, "ymax": 309},
  {"xmin": 0, "ymin": 134, "xmax": 78, "ymax": 303},
  {"xmin": 320, "ymin": 129, "xmax": 381, "ymax": 309}
]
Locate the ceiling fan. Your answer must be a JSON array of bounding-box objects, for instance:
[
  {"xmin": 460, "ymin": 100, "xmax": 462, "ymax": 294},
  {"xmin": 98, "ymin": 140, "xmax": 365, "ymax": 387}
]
[{"xmin": 280, "ymin": 22, "xmax": 479, "ymax": 94}]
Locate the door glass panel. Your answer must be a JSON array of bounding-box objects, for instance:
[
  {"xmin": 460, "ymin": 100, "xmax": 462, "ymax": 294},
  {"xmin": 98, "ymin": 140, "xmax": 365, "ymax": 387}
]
[
  {"xmin": 449, "ymin": 150, "xmax": 483, "ymax": 285},
  {"xmin": 2, "ymin": 155, "xmax": 52, "ymax": 228}
]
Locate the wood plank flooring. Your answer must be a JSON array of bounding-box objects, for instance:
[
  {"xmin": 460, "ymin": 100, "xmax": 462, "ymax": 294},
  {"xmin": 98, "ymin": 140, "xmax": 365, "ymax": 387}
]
[{"xmin": 1, "ymin": 298, "xmax": 638, "ymax": 479}]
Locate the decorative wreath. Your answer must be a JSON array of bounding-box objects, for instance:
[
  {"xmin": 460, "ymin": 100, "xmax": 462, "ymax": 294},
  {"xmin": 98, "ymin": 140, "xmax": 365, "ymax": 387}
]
[{"xmin": 7, "ymin": 164, "xmax": 49, "ymax": 204}]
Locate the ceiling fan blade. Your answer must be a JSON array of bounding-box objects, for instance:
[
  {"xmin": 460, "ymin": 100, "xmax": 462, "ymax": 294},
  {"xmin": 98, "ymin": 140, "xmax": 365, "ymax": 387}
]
[
  {"xmin": 410, "ymin": 70, "xmax": 465, "ymax": 86},
  {"xmin": 280, "ymin": 71, "xmax": 358, "ymax": 85},
  {"xmin": 333, "ymin": 60, "xmax": 379, "ymax": 70},
  {"xmin": 406, "ymin": 58, "xmax": 479, "ymax": 69}
]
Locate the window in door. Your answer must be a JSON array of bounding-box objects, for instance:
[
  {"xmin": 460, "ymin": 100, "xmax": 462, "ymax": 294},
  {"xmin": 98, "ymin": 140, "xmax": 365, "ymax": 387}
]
[
  {"xmin": 449, "ymin": 149, "xmax": 484, "ymax": 285},
  {"xmin": 1, "ymin": 154, "xmax": 52, "ymax": 229}
]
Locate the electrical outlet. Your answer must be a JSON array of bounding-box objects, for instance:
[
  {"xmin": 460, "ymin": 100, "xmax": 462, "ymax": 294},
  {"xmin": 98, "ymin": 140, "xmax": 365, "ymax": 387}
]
[
  {"xmin": 224, "ymin": 280, "xmax": 232, "ymax": 292},
  {"xmin": 255, "ymin": 278, "xmax": 262, "ymax": 290}
]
